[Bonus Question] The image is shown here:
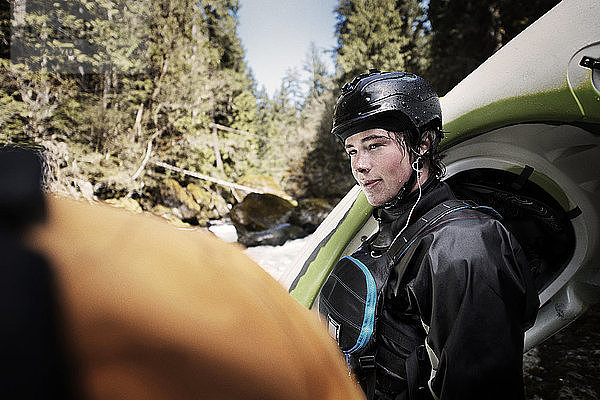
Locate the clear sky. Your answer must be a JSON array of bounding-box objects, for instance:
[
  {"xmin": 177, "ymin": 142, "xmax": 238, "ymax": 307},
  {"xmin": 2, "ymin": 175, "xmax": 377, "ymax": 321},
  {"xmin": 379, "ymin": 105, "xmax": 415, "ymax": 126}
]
[{"xmin": 237, "ymin": 0, "xmax": 339, "ymax": 97}]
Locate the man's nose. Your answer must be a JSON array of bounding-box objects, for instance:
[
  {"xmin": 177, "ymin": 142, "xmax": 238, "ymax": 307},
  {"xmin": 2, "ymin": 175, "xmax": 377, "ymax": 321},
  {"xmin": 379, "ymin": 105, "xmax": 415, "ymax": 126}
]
[{"xmin": 352, "ymin": 153, "xmax": 371, "ymax": 174}]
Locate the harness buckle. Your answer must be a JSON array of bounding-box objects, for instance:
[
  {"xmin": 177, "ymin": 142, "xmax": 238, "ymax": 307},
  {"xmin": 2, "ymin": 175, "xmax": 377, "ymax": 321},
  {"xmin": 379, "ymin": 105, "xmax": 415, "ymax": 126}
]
[{"xmin": 358, "ymin": 355, "xmax": 376, "ymax": 370}]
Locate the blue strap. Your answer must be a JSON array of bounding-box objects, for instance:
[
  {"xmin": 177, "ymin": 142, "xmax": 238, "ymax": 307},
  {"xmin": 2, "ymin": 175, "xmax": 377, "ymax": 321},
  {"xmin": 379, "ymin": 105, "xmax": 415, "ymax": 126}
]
[{"xmin": 342, "ymin": 255, "xmax": 378, "ymax": 355}]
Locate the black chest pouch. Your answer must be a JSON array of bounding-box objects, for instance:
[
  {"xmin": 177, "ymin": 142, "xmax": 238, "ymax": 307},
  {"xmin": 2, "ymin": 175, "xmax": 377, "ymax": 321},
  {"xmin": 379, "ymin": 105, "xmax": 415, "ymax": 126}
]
[{"xmin": 318, "ymin": 248, "xmax": 394, "ymax": 370}]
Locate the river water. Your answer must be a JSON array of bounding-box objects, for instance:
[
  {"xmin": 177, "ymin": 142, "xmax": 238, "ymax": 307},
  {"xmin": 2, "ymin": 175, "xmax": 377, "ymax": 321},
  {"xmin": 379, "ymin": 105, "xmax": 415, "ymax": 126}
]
[
  {"xmin": 523, "ymin": 304, "xmax": 600, "ymax": 399},
  {"xmin": 210, "ymin": 224, "xmax": 600, "ymax": 399}
]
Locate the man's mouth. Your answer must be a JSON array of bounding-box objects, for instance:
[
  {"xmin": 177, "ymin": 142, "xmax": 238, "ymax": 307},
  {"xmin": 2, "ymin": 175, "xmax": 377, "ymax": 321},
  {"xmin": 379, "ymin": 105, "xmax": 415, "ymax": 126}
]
[{"xmin": 362, "ymin": 179, "xmax": 382, "ymax": 189}]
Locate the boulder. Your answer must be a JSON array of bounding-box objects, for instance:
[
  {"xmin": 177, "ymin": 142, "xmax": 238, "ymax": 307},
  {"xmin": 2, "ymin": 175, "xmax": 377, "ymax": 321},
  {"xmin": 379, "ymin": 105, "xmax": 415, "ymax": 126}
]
[
  {"xmin": 229, "ymin": 192, "xmax": 336, "ymax": 246},
  {"xmin": 237, "ymin": 175, "xmax": 296, "ymax": 204},
  {"xmin": 290, "ymin": 198, "xmax": 333, "ymax": 233},
  {"xmin": 237, "ymin": 223, "xmax": 306, "ymax": 247},
  {"xmin": 231, "ymin": 192, "xmax": 310, "ymax": 246},
  {"xmin": 230, "ymin": 192, "xmax": 295, "ymax": 232}
]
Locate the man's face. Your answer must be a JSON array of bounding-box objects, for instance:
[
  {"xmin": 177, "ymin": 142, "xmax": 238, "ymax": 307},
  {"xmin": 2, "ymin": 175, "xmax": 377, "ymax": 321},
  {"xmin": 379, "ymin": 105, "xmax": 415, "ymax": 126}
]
[{"xmin": 345, "ymin": 129, "xmax": 412, "ymax": 206}]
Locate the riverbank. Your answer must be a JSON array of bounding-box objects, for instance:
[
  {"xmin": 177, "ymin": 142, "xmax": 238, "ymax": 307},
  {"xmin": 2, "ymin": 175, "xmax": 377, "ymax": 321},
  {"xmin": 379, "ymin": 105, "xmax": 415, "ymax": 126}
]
[{"xmin": 524, "ymin": 303, "xmax": 600, "ymax": 399}]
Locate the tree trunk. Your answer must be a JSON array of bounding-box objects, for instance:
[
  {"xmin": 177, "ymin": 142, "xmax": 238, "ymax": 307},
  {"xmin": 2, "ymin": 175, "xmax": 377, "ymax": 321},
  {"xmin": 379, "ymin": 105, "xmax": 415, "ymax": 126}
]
[{"xmin": 212, "ymin": 125, "xmax": 224, "ymax": 172}]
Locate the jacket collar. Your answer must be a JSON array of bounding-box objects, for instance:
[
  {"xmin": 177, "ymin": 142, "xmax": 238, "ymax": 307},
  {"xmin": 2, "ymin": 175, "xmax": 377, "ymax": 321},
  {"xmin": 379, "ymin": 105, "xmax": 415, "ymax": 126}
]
[{"xmin": 370, "ymin": 179, "xmax": 455, "ymax": 251}]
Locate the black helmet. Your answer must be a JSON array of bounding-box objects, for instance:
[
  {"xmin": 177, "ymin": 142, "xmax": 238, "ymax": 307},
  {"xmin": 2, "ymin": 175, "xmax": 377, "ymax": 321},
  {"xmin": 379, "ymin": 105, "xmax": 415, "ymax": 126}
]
[{"xmin": 331, "ymin": 69, "xmax": 442, "ymax": 143}]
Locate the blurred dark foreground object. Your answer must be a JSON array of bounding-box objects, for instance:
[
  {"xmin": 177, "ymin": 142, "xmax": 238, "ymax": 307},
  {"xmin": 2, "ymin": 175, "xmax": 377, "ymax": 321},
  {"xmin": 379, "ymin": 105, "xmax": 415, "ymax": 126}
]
[
  {"xmin": 0, "ymin": 146, "xmax": 46, "ymax": 231},
  {"xmin": 0, "ymin": 146, "xmax": 75, "ymax": 399},
  {"xmin": 1, "ymin": 146, "xmax": 364, "ymax": 400}
]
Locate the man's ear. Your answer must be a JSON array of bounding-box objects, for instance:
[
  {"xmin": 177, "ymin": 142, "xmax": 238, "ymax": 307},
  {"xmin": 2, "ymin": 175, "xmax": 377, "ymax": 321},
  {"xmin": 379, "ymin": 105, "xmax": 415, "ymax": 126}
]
[{"xmin": 419, "ymin": 136, "xmax": 431, "ymax": 156}]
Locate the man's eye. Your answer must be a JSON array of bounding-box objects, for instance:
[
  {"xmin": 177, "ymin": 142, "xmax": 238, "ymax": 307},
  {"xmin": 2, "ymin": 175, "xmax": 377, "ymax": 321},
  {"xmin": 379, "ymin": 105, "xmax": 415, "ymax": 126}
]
[
  {"xmin": 346, "ymin": 149, "xmax": 357, "ymax": 156},
  {"xmin": 368, "ymin": 143, "xmax": 382, "ymax": 150}
]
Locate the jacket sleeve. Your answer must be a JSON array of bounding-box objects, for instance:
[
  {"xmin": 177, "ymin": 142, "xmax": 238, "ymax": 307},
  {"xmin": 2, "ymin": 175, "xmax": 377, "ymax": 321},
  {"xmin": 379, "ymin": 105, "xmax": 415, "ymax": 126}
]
[{"xmin": 407, "ymin": 217, "xmax": 539, "ymax": 400}]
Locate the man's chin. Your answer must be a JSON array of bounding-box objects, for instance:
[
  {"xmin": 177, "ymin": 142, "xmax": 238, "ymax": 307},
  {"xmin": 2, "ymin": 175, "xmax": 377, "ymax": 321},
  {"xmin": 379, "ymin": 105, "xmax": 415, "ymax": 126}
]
[{"xmin": 363, "ymin": 192, "xmax": 388, "ymax": 207}]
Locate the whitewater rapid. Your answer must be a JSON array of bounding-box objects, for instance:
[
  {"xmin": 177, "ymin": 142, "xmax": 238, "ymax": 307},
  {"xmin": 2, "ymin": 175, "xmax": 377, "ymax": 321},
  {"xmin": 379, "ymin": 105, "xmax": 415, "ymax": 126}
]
[{"xmin": 208, "ymin": 223, "xmax": 312, "ymax": 281}]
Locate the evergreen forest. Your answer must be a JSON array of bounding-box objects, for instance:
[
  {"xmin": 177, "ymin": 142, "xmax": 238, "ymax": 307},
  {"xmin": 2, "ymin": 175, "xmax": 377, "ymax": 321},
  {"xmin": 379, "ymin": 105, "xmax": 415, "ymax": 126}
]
[{"xmin": 0, "ymin": 0, "xmax": 560, "ymax": 226}]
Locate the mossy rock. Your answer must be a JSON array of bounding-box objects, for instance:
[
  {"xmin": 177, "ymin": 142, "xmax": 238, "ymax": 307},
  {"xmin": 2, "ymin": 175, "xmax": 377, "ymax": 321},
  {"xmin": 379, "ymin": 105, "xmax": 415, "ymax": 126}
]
[
  {"xmin": 159, "ymin": 178, "xmax": 201, "ymax": 221},
  {"xmin": 150, "ymin": 204, "xmax": 193, "ymax": 228},
  {"xmin": 151, "ymin": 204, "xmax": 176, "ymax": 218},
  {"xmin": 104, "ymin": 197, "xmax": 143, "ymax": 213},
  {"xmin": 237, "ymin": 175, "xmax": 295, "ymax": 204},
  {"xmin": 187, "ymin": 183, "xmax": 229, "ymax": 220},
  {"xmin": 186, "ymin": 183, "xmax": 213, "ymax": 204}
]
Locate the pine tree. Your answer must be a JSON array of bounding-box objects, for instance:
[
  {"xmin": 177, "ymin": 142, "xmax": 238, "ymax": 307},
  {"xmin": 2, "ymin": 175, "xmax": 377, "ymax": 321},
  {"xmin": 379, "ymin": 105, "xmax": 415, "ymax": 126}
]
[
  {"xmin": 1, "ymin": 0, "xmax": 263, "ymax": 204},
  {"xmin": 335, "ymin": 0, "xmax": 428, "ymax": 85},
  {"xmin": 296, "ymin": 40, "xmax": 354, "ymax": 199},
  {"xmin": 303, "ymin": 42, "xmax": 330, "ymax": 107},
  {"xmin": 426, "ymin": 0, "xmax": 561, "ymax": 95}
]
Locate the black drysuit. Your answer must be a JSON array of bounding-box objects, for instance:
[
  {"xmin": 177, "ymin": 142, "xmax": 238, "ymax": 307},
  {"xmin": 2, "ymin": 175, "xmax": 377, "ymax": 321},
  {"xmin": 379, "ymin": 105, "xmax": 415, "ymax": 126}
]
[{"xmin": 324, "ymin": 179, "xmax": 539, "ymax": 400}]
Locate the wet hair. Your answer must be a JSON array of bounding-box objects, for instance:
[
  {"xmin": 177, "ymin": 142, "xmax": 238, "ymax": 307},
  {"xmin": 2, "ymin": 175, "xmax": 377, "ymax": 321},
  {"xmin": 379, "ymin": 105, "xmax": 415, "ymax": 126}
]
[{"xmin": 390, "ymin": 127, "xmax": 446, "ymax": 180}]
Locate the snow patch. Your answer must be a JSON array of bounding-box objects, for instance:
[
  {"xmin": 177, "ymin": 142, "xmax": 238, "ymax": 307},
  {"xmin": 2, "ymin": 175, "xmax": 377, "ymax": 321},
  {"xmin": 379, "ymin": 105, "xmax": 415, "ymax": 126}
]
[{"xmin": 208, "ymin": 221, "xmax": 238, "ymax": 243}]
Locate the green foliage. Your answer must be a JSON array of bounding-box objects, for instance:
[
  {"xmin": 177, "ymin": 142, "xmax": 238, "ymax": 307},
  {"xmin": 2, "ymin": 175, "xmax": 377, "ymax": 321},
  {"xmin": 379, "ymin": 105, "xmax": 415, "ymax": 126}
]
[
  {"xmin": 426, "ymin": 0, "xmax": 561, "ymax": 95},
  {"xmin": 333, "ymin": 0, "xmax": 559, "ymax": 97},
  {"xmin": 1, "ymin": 0, "xmax": 264, "ymax": 212},
  {"xmin": 335, "ymin": 0, "xmax": 428, "ymax": 84},
  {"xmin": 0, "ymin": 0, "xmax": 560, "ymax": 220},
  {"xmin": 304, "ymin": 43, "xmax": 331, "ymax": 107}
]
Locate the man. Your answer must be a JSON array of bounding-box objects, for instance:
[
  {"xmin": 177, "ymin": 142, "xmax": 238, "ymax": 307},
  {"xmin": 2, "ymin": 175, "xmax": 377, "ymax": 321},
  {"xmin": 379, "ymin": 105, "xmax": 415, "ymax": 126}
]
[{"xmin": 318, "ymin": 70, "xmax": 539, "ymax": 400}]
